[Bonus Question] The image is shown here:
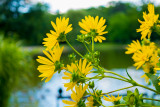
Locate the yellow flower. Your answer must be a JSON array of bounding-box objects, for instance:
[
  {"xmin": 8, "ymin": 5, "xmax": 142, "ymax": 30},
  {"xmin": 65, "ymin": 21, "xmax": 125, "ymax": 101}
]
[
  {"xmin": 43, "ymin": 33, "xmax": 58, "ymax": 50},
  {"xmin": 36, "ymin": 44, "xmax": 64, "ymax": 82},
  {"xmin": 142, "ymin": 62, "xmax": 151, "ymax": 73},
  {"xmin": 150, "ymin": 51, "xmax": 159, "ymax": 67},
  {"xmin": 132, "ymin": 46, "xmax": 154, "ymax": 69},
  {"xmin": 142, "ymin": 51, "xmax": 158, "ymax": 74},
  {"xmin": 63, "ymin": 59, "xmax": 93, "ymax": 91},
  {"xmin": 125, "ymin": 40, "xmax": 141, "ymax": 54},
  {"xmin": 79, "ymin": 15, "xmax": 108, "ymax": 43},
  {"xmin": 62, "ymin": 84, "xmax": 88, "ymax": 107},
  {"xmin": 137, "ymin": 4, "xmax": 159, "ymax": 40},
  {"xmin": 103, "ymin": 93, "xmax": 122, "ymax": 102},
  {"xmin": 86, "ymin": 96, "xmax": 94, "ymax": 107},
  {"xmin": 142, "ymin": 62, "xmax": 157, "ymax": 74},
  {"xmin": 43, "ymin": 17, "xmax": 72, "ymax": 49},
  {"xmin": 141, "ymin": 74, "xmax": 150, "ymax": 83},
  {"xmin": 154, "ymin": 68, "xmax": 160, "ymax": 71}
]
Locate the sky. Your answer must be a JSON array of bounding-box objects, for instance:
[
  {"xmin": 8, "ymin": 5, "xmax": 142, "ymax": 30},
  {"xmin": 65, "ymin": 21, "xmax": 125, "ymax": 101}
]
[{"xmin": 32, "ymin": 0, "xmax": 160, "ymax": 13}]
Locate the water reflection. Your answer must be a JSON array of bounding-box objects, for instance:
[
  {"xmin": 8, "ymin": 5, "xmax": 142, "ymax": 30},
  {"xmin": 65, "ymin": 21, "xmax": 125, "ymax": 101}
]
[{"xmin": 62, "ymin": 45, "xmax": 134, "ymax": 70}]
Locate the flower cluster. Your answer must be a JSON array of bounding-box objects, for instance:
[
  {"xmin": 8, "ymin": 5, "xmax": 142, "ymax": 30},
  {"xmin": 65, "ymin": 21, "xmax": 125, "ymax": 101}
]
[
  {"xmin": 126, "ymin": 4, "xmax": 160, "ymax": 84},
  {"xmin": 37, "ymin": 17, "xmax": 72, "ymax": 82},
  {"xmin": 37, "ymin": 4, "xmax": 160, "ymax": 107},
  {"xmin": 137, "ymin": 4, "xmax": 159, "ymax": 40}
]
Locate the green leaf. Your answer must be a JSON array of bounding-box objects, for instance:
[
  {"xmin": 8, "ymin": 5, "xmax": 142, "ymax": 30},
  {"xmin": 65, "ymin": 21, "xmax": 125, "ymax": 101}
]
[
  {"xmin": 134, "ymin": 88, "xmax": 139, "ymax": 99},
  {"xmin": 145, "ymin": 73, "xmax": 160, "ymax": 92},
  {"xmin": 123, "ymin": 96, "xmax": 128, "ymax": 101},
  {"xmin": 127, "ymin": 90, "xmax": 133, "ymax": 95}
]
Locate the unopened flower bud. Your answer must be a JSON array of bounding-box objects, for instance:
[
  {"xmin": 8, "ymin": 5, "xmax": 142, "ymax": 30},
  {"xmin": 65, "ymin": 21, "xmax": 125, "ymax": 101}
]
[{"xmin": 89, "ymin": 81, "xmax": 95, "ymax": 89}]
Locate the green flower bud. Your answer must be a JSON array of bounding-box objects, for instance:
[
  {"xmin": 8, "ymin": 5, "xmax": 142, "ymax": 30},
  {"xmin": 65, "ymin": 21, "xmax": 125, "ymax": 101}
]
[
  {"xmin": 89, "ymin": 81, "xmax": 95, "ymax": 89},
  {"xmin": 84, "ymin": 53, "xmax": 92, "ymax": 61},
  {"xmin": 77, "ymin": 35, "xmax": 84, "ymax": 42},
  {"xmin": 94, "ymin": 51, "xmax": 100, "ymax": 57},
  {"xmin": 77, "ymin": 99, "xmax": 86, "ymax": 107},
  {"xmin": 57, "ymin": 32, "xmax": 66, "ymax": 42},
  {"xmin": 54, "ymin": 61, "xmax": 64, "ymax": 73},
  {"xmin": 68, "ymin": 53, "xmax": 76, "ymax": 62},
  {"xmin": 71, "ymin": 71, "xmax": 80, "ymax": 82},
  {"xmin": 129, "ymin": 94, "xmax": 135, "ymax": 105},
  {"xmin": 113, "ymin": 100, "xmax": 120, "ymax": 105}
]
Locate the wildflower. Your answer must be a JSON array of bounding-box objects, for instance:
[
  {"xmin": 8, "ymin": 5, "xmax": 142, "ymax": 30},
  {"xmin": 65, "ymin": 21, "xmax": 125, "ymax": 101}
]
[
  {"xmin": 132, "ymin": 46, "xmax": 154, "ymax": 69},
  {"xmin": 125, "ymin": 40, "xmax": 141, "ymax": 54},
  {"xmin": 137, "ymin": 4, "xmax": 159, "ymax": 40},
  {"xmin": 150, "ymin": 51, "xmax": 159, "ymax": 67},
  {"xmin": 43, "ymin": 17, "xmax": 72, "ymax": 49},
  {"xmin": 141, "ymin": 74, "xmax": 150, "ymax": 83},
  {"xmin": 43, "ymin": 33, "xmax": 58, "ymax": 50},
  {"xmin": 86, "ymin": 96, "xmax": 94, "ymax": 107},
  {"xmin": 142, "ymin": 63, "xmax": 157, "ymax": 75},
  {"xmin": 142, "ymin": 51, "xmax": 158, "ymax": 73},
  {"xmin": 36, "ymin": 44, "xmax": 64, "ymax": 82},
  {"xmin": 63, "ymin": 59, "xmax": 93, "ymax": 91},
  {"xmin": 103, "ymin": 93, "xmax": 122, "ymax": 105},
  {"xmin": 79, "ymin": 15, "xmax": 108, "ymax": 43},
  {"xmin": 62, "ymin": 84, "xmax": 88, "ymax": 107}
]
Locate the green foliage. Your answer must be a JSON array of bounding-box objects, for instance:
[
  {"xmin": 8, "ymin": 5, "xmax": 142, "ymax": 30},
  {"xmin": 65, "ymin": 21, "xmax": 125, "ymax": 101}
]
[
  {"xmin": 146, "ymin": 73, "xmax": 160, "ymax": 92},
  {"xmin": 0, "ymin": 37, "xmax": 40, "ymax": 107},
  {"xmin": 123, "ymin": 88, "xmax": 143, "ymax": 106},
  {"xmin": 1, "ymin": 1, "xmax": 160, "ymax": 45},
  {"xmin": 64, "ymin": 10, "xmax": 86, "ymax": 44}
]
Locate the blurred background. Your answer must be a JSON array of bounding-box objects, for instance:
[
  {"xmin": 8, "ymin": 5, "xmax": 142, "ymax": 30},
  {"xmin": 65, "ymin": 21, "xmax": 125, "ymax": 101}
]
[{"xmin": 0, "ymin": 0, "xmax": 160, "ymax": 106}]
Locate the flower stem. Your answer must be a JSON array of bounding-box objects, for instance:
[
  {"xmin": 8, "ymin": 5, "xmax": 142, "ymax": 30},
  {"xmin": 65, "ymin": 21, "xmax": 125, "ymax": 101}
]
[
  {"xmin": 103, "ymin": 75, "xmax": 129, "ymax": 82},
  {"xmin": 92, "ymin": 36, "xmax": 94, "ymax": 52},
  {"xmin": 65, "ymin": 38, "xmax": 83, "ymax": 58},
  {"xmin": 87, "ymin": 75, "xmax": 129, "ymax": 83},
  {"xmin": 135, "ymin": 83, "xmax": 160, "ymax": 94},
  {"xmin": 103, "ymin": 69, "xmax": 129, "ymax": 81},
  {"xmin": 142, "ymin": 97, "xmax": 160, "ymax": 102},
  {"xmin": 110, "ymin": 104, "xmax": 128, "ymax": 107},
  {"xmin": 102, "ymin": 86, "xmax": 134, "ymax": 95},
  {"xmin": 88, "ymin": 74, "xmax": 160, "ymax": 94},
  {"xmin": 83, "ymin": 42, "xmax": 91, "ymax": 53}
]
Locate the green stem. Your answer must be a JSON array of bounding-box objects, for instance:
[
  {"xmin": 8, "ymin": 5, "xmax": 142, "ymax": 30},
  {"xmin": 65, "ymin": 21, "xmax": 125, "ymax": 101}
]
[
  {"xmin": 142, "ymin": 97, "xmax": 160, "ymax": 102},
  {"xmin": 83, "ymin": 42, "xmax": 91, "ymax": 53},
  {"xmin": 92, "ymin": 36, "xmax": 94, "ymax": 52},
  {"xmin": 65, "ymin": 38, "xmax": 83, "ymax": 58},
  {"xmin": 110, "ymin": 104, "xmax": 128, "ymax": 107},
  {"xmin": 135, "ymin": 83, "xmax": 160, "ymax": 94},
  {"xmin": 103, "ymin": 75, "xmax": 129, "ymax": 83},
  {"xmin": 102, "ymin": 86, "xmax": 134, "ymax": 95},
  {"xmin": 87, "ymin": 75, "xmax": 129, "ymax": 83},
  {"xmin": 88, "ymin": 74, "xmax": 160, "ymax": 94},
  {"xmin": 103, "ymin": 69, "xmax": 129, "ymax": 81}
]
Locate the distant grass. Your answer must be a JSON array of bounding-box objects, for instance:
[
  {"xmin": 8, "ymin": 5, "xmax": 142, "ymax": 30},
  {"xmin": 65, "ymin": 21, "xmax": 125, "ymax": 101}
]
[
  {"xmin": 95, "ymin": 43, "xmax": 127, "ymax": 50},
  {"xmin": 23, "ymin": 43, "xmax": 127, "ymax": 54}
]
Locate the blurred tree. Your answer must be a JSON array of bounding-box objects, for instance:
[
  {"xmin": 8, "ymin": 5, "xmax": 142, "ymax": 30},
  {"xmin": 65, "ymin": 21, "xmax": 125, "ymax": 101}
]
[
  {"xmin": 108, "ymin": 12, "xmax": 130, "ymax": 43},
  {"xmin": 64, "ymin": 10, "xmax": 86, "ymax": 44},
  {"xmin": 16, "ymin": 3, "xmax": 54, "ymax": 45},
  {"xmin": 0, "ymin": 0, "xmax": 29, "ymax": 36},
  {"xmin": 0, "ymin": 1, "xmax": 160, "ymax": 45}
]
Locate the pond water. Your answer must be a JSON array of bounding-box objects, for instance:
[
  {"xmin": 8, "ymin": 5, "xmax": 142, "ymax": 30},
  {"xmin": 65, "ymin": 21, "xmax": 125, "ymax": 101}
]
[{"xmin": 10, "ymin": 46, "xmax": 160, "ymax": 106}]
